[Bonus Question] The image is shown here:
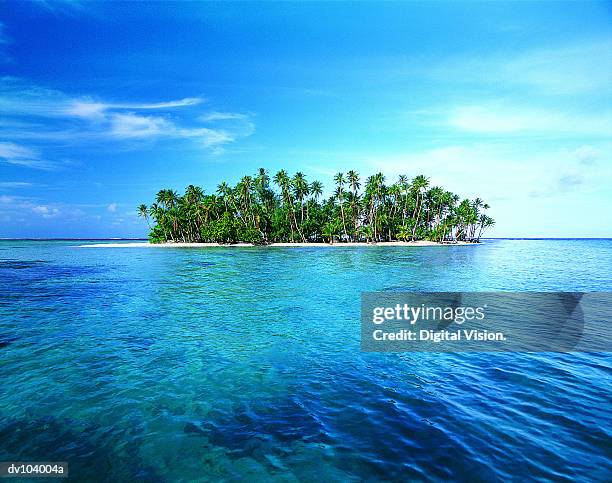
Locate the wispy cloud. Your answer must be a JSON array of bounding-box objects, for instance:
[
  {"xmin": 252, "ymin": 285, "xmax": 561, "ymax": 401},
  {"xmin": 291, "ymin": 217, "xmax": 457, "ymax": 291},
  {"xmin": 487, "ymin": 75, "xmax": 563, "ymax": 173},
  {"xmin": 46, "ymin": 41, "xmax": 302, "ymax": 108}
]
[
  {"xmin": 29, "ymin": 0, "xmax": 88, "ymax": 15},
  {"xmin": 0, "ymin": 181, "xmax": 34, "ymax": 188},
  {"xmin": 65, "ymin": 97, "xmax": 203, "ymax": 119},
  {"xmin": 429, "ymin": 39, "xmax": 612, "ymax": 96},
  {"xmin": 199, "ymin": 111, "xmax": 248, "ymax": 122},
  {"xmin": 0, "ymin": 193, "xmax": 99, "ymax": 225},
  {"xmin": 445, "ymin": 104, "xmax": 611, "ymax": 136},
  {"xmin": 363, "ymin": 141, "xmax": 611, "ymax": 202},
  {"xmin": 500, "ymin": 40, "xmax": 612, "ymax": 95},
  {"xmin": 108, "ymin": 113, "xmax": 174, "ymax": 139},
  {"xmin": 0, "ymin": 194, "xmax": 59, "ymax": 221},
  {"xmin": 574, "ymin": 145, "xmax": 599, "ymax": 165},
  {"xmin": 0, "ymin": 78, "xmax": 255, "ymax": 160},
  {"xmin": 0, "ymin": 142, "xmax": 58, "ymax": 170},
  {"xmin": 31, "ymin": 205, "xmax": 60, "ymax": 218}
]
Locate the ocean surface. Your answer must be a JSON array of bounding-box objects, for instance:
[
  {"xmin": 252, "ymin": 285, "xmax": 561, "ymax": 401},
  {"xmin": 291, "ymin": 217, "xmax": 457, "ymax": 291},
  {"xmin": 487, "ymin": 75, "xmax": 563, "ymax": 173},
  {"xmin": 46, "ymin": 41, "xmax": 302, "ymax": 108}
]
[{"xmin": 0, "ymin": 239, "xmax": 610, "ymax": 482}]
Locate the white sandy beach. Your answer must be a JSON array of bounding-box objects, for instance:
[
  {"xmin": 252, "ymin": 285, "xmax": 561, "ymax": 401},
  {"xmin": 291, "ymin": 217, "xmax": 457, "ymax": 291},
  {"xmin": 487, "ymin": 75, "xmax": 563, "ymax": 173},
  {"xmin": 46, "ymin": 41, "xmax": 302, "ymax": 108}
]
[{"xmin": 79, "ymin": 241, "xmax": 475, "ymax": 248}]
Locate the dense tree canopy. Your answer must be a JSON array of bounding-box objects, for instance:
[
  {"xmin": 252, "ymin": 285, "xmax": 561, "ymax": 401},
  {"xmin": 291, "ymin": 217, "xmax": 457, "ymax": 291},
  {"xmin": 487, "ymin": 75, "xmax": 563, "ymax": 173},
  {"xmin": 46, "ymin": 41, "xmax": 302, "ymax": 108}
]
[{"xmin": 138, "ymin": 169, "xmax": 494, "ymax": 244}]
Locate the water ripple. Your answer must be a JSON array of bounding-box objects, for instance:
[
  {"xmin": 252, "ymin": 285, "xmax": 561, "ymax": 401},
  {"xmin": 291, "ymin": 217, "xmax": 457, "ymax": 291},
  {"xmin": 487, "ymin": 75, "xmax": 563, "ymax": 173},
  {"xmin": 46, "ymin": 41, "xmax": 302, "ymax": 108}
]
[{"xmin": 0, "ymin": 240, "xmax": 611, "ymax": 481}]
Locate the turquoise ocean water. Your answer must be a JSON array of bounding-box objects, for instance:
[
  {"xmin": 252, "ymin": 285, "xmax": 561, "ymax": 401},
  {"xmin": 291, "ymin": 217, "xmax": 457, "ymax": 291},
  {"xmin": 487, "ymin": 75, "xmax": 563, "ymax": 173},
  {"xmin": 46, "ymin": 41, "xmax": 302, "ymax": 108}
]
[{"xmin": 1, "ymin": 239, "xmax": 611, "ymax": 481}]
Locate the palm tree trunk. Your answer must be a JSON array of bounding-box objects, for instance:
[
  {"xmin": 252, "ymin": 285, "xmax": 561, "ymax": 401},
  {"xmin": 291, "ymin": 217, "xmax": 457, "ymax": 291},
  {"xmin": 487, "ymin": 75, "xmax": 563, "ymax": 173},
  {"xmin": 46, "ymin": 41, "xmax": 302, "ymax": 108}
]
[
  {"xmin": 411, "ymin": 199, "xmax": 423, "ymax": 241},
  {"xmin": 339, "ymin": 199, "xmax": 347, "ymax": 240}
]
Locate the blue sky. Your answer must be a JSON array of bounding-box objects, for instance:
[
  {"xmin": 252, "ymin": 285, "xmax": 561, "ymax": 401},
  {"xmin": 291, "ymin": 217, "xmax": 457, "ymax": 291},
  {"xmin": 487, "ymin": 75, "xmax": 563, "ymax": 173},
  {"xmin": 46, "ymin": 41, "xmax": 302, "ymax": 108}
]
[{"xmin": 0, "ymin": 1, "xmax": 611, "ymax": 238}]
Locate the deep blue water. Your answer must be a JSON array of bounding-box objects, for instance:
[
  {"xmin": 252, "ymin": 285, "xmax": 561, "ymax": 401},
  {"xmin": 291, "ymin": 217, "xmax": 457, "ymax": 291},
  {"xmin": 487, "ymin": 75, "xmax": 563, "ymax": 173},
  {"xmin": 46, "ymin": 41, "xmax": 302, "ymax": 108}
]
[{"xmin": 0, "ymin": 239, "xmax": 610, "ymax": 482}]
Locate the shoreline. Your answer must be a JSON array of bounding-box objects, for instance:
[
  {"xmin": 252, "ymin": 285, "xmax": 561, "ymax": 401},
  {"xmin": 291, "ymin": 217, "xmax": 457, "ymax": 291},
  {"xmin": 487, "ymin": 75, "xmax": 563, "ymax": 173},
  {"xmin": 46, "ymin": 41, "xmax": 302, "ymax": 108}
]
[{"xmin": 78, "ymin": 241, "xmax": 477, "ymax": 248}]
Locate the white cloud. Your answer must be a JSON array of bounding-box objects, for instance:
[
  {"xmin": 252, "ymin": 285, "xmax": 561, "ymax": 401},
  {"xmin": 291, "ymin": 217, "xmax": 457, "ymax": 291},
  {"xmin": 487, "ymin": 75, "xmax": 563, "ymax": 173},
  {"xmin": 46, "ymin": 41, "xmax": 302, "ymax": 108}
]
[
  {"xmin": 106, "ymin": 112, "xmax": 244, "ymax": 152},
  {"xmin": 358, "ymin": 140, "xmax": 612, "ymax": 237},
  {"xmin": 199, "ymin": 111, "xmax": 248, "ymax": 122},
  {"xmin": 0, "ymin": 194, "xmax": 17, "ymax": 204},
  {"xmin": 0, "ymin": 181, "xmax": 33, "ymax": 188},
  {"xmin": 363, "ymin": 141, "xmax": 612, "ymax": 202},
  {"xmin": 107, "ymin": 203, "xmax": 118, "ymax": 213},
  {"xmin": 64, "ymin": 100, "xmax": 108, "ymax": 120},
  {"xmin": 198, "ymin": 111, "xmax": 255, "ymax": 148},
  {"xmin": 0, "ymin": 78, "xmax": 68, "ymax": 116},
  {"xmin": 0, "ymin": 142, "xmax": 57, "ymax": 170},
  {"xmin": 32, "ymin": 0, "xmax": 87, "ymax": 13},
  {"xmin": 0, "ymin": 79, "xmax": 254, "ymax": 154},
  {"xmin": 32, "ymin": 205, "xmax": 60, "ymax": 218},
  {"xmin": 65, "ymin": 97, "xmax": 203, "ymax": 119},
  {"xmin": 193, "ymin": 128, "xmax": 234, "ymax": 146},
  {"xmin": 429, "ymin": 39, "xmax": 612, "ymax": 96},
  {"xmin": 446, "ymin": 104, "xmax": 611, "ymax": 136},
  {"xmin": 109, "ymin": 113, "xmax": 174, "ymax": 138},
  {"xmin": 501, "ymin": 40, "xmax": 612, "ymax": 95},
  {"xmin": 0, "ymin": 194, "xmax": 87, "ymax": 224},
  {"xmin": 0, "ymin": 142, "xmax": 36, "ymax": 159},
  {"xmin": 574, "ymin": 145, "xmax": 599, "ymax": 165}
]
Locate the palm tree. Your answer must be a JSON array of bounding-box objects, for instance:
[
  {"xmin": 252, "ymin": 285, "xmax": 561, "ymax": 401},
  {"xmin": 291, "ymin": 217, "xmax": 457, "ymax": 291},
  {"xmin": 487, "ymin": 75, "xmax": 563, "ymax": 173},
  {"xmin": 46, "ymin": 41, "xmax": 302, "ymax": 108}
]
[
  {"xmin": 310, "ymin": 181, "xmax": 323, "ymax": 201},
  {"xmin": 347, "ymin": 170, "xmax": 360, "ymax": 237},
  {"xmin": 365, "ymin": 173, "xmax": 385, "ymax": 241},
  {"xmin": 347, "ymin": 170, "xmax": 360, "ymax": 196},
  {"xmin": 139, "ymin": 168, "xmax": 492, "ymax": 244},
  {"xmin": 138, "ymin": 204, "xmax": 151, "ymax": 230},
  {"xmin": 387, "ymin": 183, "xmax": 401, "ymax": 239},
  {"xmin": 307, "ymin": 180, "xmax": 323, "ymax": 223},
  {"xmin": 238, "ymin": 175, "xmax": 256, "ymax": 226},
  {"xmin": 333, "ymin": 173, "xmax": 348, "ymax": 239},
  {"xmin": 397, "ymin": 224, "xmax": 411, "ymax": 241},
  {"xmin": 455, "ymin": 199, "xmax": 475, "ymax": 241},
  {"xmin": 151, "ymin": 196, "xmax": 172, "ymax": 241},
  {"xmin": 357, "ymin": 225, "xmax": 373, "ymax": 243},
  {"xmin": 322, "ymin": 219, "xmax": 340, "ymax": 244},
  {"xmin": 274, "ymin": 170, "xmax": 305, "ymax": 242},
  {"xmin": 255, "ymin": 168, "xmax": 270, "ymax": 192},
  {"xmin": 477, "ymin": 215, "xmax": 495, "ymax": 241},
  {"xmin": 397, "ymin": 175, "xmax": 409, "ymax": 223},
  {"xmin": 292, "ymin": 172, "xmax": 309, "ymax": 223},
  {"xmin": 410, "ymin": 175, "xmax": 429, "ymax": 241},
  {"xmin": 217, "ymin": 182, "xmax": 230, "ymax": 211},
  {"xmin": 426, "ymin": 186, "xmax": 444, "ymax": 232}
]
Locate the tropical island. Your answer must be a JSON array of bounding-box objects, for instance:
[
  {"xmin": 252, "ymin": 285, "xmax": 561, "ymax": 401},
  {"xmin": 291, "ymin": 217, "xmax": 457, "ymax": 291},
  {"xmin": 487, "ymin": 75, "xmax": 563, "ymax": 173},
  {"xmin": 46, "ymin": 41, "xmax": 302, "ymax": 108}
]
[{"xmin": 137, "ymin": 169, "xmax": 494, "ymax": 245}]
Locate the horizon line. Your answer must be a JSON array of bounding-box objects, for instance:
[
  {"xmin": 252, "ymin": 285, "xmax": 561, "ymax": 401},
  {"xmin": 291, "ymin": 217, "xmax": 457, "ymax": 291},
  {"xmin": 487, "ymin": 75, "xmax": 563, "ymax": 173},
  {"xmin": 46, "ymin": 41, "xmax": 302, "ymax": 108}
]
[{"xmin": 1, "ymin": 237, "xmax": 611, "ymax": 241}]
